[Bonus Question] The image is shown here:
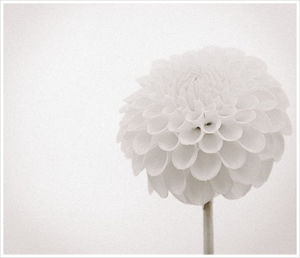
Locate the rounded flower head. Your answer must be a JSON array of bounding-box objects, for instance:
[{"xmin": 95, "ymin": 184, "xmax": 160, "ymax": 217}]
[{"xmin": 117, "ymin": 47, "xmax": 291, "ymax": 205}]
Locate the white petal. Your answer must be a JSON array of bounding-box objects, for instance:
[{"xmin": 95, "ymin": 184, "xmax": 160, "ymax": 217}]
[
  {"xmin": 269, "ymin": 87, "xmax": 289, "ymax": 109},
  {"xmin": 176, "ymin": 96, "xmax": 189, "ymax": 109},
  {"xmin": 281, "ymin": 112, "xmax": 292, "ymax": 135},
  {"xmin": 148, "ymin": 179, "xmax": 154, "ymax": 194},
  {"xmin": 198, "ymin": 112, "xmax": 221, "ymax": 133},
  {"xmin": 172, "ymin": 144, "xmax": 197, "ymax": 170},
  {"xmin": 222, "ymin": 95, "xmax": 238, "ymax": 107},
  {"xmin": 266, "ymin": 109, "xmax": 286, "ymax": 133},
  {"xmin": 272, "ymin": 133, "xmax": 284, "ymax": 161},
  {"xmin": 190, "ymin": 151, "xmax": 222, "ymax": 181},
  {"xmin": 116, "ymin": 127, "xmax": 126, "ymax": 143},
  {"xmin": 252, "ymin": 90, "xmax": 277, "ymax": 111},
  {"xmin": 219, "ymin": 141, "xmax": 247, "ymax": 169},
  {"xmin": 235, "ymin": 110, "xmax": 256, "ymax": 124},
  {"xmin": 132, "ymin": 131, "xmax": 152, "ymax": 155},
  {"xmin": 253, "ymin": 159, "xmax": 274, "ymax": 188},
  {"xmin": 132, "ymin": 97, "xmax": 153, "ymax": 110},
  {"xmin": 185, "ymin": 111, "xmax": 202, "ymax": 122},
  {"xmin": 194, "ymin": 99, "xmax": 204, "ymax": 112},
  {"xmin": 229, "ymin": 153, "xmax": 261, "ymax": 184},
  {"xmin": 236, "ymin": 94, "xmax": 259, "ymax": 110},
  {"xmin": 143, "ymin": 104, "xmax": 163, "ymax": 119},
  {"xmin": 238, "ymin": 126, "xmax": 266, "ymax": 153},
  {"xmin": 176, "ymin": 120, "xmax": 193, "ymax": 132},
  {"xmin": 218, "ymin": 119, "xmax": 243, "ymax": 141},
  {"xmin": 223, "ymin": 182, "xmax": 251, "ymax": 200},
  {"xmin": 210, "ymin": 166, "xmax": 233, "ymax": 195},
  {"xmin": 120, "ymin": 132, "xmax": 135, "ymax": 158},
  {"xmin": 199, "ymin": 133, "xmax": 223, "ymax": 153},
  {"xmin": 145, "ymin": 147, "xmax": 169, "ymax": 176},
  {"xmin": 127, "ymin": 113, "xmax": 145, "ymax": 131},
  {"xmin": 132, "ymin": 154, "xmax": 145, "ymax": 176},
  {"xmin": 124, "ymin": 89, "xmax": 143, "ymax": 103},
  {"xmin": 242, "ymin": 56, "xmax": 267, "ymax": 78},
  {"xmin": 156, "ymin": 132, "xmax": 179, "ymax": 151},
  {"xmin": 120, "ymin": 112, "xmax": 137, "ymax": 126},
  {"xmin": 167, "ymin": 111, "xmax": 185, "ymax": 132},
  {"xmin": 162, "ymin": 103, "xmax": 176, "ymax": 115},
  {"xmin": 249, "ymin": 110, "xmax": 272, "ymax": 133},
  {"xmin": 178, "ymin": 127, "xmax": 203, "ymax": 145},
  {"xmin": 163, "ymin": 163, "xmax": 187, "ymax": 195},
  {"xmin": 259, "ymin": 134, "xmax": 275, "ymax": 160},
  {"xmin": 218, "ymin": 105, "xmax": 236, "ymax": 118},
  {"xmin": 148, "ymin": 174, "xmax": 168, "ymax": 198},
  {"xmin": 184, "ymin": 174, "xmax": 214, "ymax": 205},
  {"xmin": 171, "ymin": 193, "xmax": 189, "ymax": 204},
  {"xmin": 147, "ymin": 114, "xmax": 168, "ymax": 135}
]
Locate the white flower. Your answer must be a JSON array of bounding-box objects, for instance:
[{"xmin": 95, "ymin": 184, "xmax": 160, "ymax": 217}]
[{"xmin": 117, "ymin": 47, "xmax": 292, "ymax": 205}]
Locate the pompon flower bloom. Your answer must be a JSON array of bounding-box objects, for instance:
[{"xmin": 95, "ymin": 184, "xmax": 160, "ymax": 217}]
[{"xmin": 117, "ymin": 47, "xmax": 292, "ymax": 206}]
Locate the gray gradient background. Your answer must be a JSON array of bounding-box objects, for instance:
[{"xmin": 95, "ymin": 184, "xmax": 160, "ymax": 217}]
[{"xmin": 3, "ymin": 3, "xmax": 297, "ymax": 255}]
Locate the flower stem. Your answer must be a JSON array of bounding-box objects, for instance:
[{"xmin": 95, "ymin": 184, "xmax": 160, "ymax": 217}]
[{"xmin": 203, "ymin": 200, "xmax": 214, "ymax": 254}]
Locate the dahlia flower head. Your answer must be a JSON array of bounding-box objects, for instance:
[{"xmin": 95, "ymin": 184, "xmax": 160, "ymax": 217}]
[{"xmin": 117, "ymin": 47, "xmax": 291, "ymax": 205}]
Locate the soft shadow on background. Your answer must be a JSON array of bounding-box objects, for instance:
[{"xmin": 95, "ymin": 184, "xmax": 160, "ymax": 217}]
[{"xmin": 3, "ymin": 3, "xmax": 297, "ymax": 254}]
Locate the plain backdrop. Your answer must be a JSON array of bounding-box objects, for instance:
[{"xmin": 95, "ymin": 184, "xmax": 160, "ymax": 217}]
[{"xmin": 3, "ymin": 3, "xmax": 297, "ymax": 255}]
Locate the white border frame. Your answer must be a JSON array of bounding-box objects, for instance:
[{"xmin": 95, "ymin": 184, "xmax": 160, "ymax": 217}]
[{"xmin": 0, "ymin": 0, "xmax": 298, "ymax": 257}]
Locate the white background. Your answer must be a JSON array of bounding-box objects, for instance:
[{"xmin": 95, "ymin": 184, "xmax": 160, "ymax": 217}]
[{"xmin": 3, "ymin": 3, "xmax": 297, "ymax": 255}]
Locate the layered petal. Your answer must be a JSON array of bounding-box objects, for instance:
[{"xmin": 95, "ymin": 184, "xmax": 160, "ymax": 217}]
[
  {"xmin": 198, "ymin": 112, "xmax": 221, "ymax": 133},
  {"xmin": 259, "ymin": 134, "xmax": 274, "ymax": 160},
  {"xmin": 120, "ymin": 132, "xmax": 135, "ymax": 158},
  {"xmin": 272, "ymin": 133, "xmax": 284, "ymax": 161},
  {"xmin": 163, "ymin": 163, "xmax": 187, "ymax": 195},
  {"xmin": 132, "ymin": 97, "xmax": 153, "ymax": 110},
  {"xmin": 199, "ymin": 133, "xmax": 223, "ymax": 153},
  {"xmin": 269, "ymin": 87, "xmax": 289, "ymax": 109},
  {"xmin": 190, "ymin": 151, "xmax": 221, "ymax": 181},
  {"xmin": 148, "ymin": 174, "xmax": 168, "ymax": 198},
  {"xmin": 179, "ymin": 127, "xmax": 203, "ymax": 145},
  {"xmin": 143, "ymin": 104, "xmax": 163, "ymax": 119},
  {"xmin": 185, "ymin": 111, "xmax": 202, "ymax": 122},
  {"xmin": 210, "ymin": 165, "xmax": 233, "ymax": 195},
  {"xmin": 156, "ymin": 132, "xmax": 179, "ymax": 151},
  {"xmin": 238, "ymin": 126, "xmax": 266, "ymax": 153},
  {"xmin": 167, "ymin": 111, "xmax": 185, "ymax": 132},
  {"xmin": 172, "ymin": 193, "xmax": 189, "ymax": 204},
  {"xmin": 133, "ymin": 131, "xmax": 153, "ymax": 155},
  {"xmin": 252, "ymin": 90, "xmax": 277, "ymax": 111},
  {"xmin": 218, "ymin": 141, "xmax": 247, "ymax": 169},
  {"xmin": 223, "ymin": 182, "xmax": 251, "ymax": 200},
  {"xmin": 266, "ymin": 109, "xmax": 286, "ymax": 133},
  {"xmin": 148, "ymin": 178, "xmax": 154, "ymax": 194},
  {"xmin": 217, "ymin": 105, "xmax": 236, "ymax": 118},
  {"xmin": 147, "ymin": 114, "xmax": 168, "ymax": 135},
  {"xmin": 241, "ymin": 56, "xmax": 267, "ymax": 79},
  {"xmin": 172, "ymin": 144, "xmax": 197, "ymax": 169},
  {"xmin": 132, "ymin": 154, "xmax": 145, "ymax": 176},
  {"xmin": 218, "ymin": 119, "xmax": 243, "ymax": 141},
  {"xmin": 127, "ymin": 113, "xmax": 145, "ymax": 131},
  {"xmin": 253, "ymin": 159, "xmax": 274, "ymax": 188},
  {"xmin": 145, "ymin": 147, "xmax": 169, "ymax": 176},
  {"xmin": 249, "ymin": 110, "xmax": 272, "ymax": 133},
  {"xmin": 184, "ymin": 174, "xmax": 215, "ymax": 205},
  {"xmin": 235, "ymin": 110, "xmax": 256, "ymax": 124},
  {"xmin": 236, "ymin": 94, "xmax": 259, "ymax": 110},
  {"xmin": 229, "ymin": 153, "xmax": 261, "ymax": 184},
  {"xmin": 280, "ymin": 111, "xmax": 292, "ymax": 135}
]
